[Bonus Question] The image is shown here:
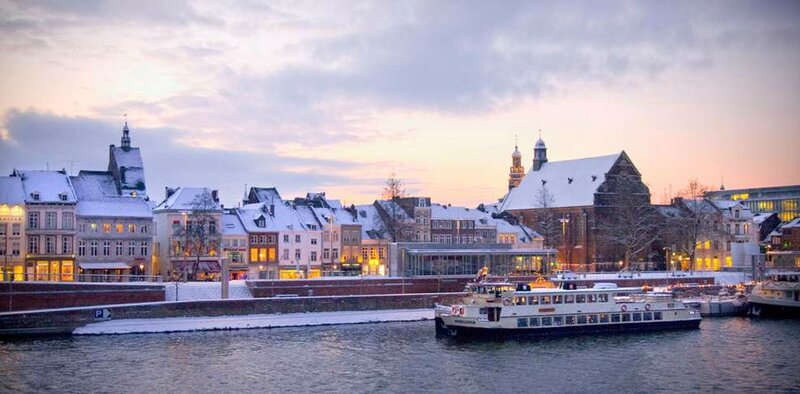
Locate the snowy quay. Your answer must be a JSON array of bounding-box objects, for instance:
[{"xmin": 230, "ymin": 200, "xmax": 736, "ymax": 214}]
[{"xmin": 0, "ymin": 292, "xmax": 461, "ymax": 337}]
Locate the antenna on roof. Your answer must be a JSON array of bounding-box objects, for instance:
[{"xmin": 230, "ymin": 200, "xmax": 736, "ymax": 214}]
[
  {"xmin": 514, "ymin": 134, "xmax": 518, "ymax": 149},
  {"xmin": 720, "ymin": 176, "xmax": 725, "ymax": 191},
  {"xmin": 539, "ymin": 129, "xmax": 542, "ymax": 139}
]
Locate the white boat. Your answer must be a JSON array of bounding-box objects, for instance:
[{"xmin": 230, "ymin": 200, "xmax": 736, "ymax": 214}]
[
  {"xmin": 748, "ymin": 272, "xmax": 800, "ymax": 318},
  {"xmin": 434, "ymin": 279, "xmax": 701, "ymax": 338}
]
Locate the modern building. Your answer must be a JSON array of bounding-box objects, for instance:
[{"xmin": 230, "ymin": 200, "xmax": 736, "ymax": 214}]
[
  {"xmin": 0, "ymin": 177, "xmax": 26, "ymax": 281},
  {"xmin": 390, "ymin": 242, "xmax": 555, "ymax": 277},
  {"xmin": 706, "ymin": 185, "xmax": 800, "ymax": 223},
  {"xmin": 153, "ymin": 187, "xmax": 223, "ymax": 280},
  {"xmin": 499, "ymin": 136, "xmax": 651, "ymax": 271}
]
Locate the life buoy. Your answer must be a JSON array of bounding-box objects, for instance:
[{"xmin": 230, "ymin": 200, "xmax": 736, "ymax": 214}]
[
  {"xmin": 620, "ymin": 304, "xmax": 628, "ymax": 312},
  {"xmin": 502, "ymin": 298, "xmax": 511, "ymax": 306},
  {"xmin": 459, "ymin": 306, "xmax": 465, "ymax": 316},
  {"xmin": 645, "ymin": 303, "xmax": 651, "ymax": 311}
]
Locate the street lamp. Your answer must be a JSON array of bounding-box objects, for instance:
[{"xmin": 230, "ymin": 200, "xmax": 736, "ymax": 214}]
[{"xmin": 559, "ymin": 215, "xmax": 570, "ymax": 271}]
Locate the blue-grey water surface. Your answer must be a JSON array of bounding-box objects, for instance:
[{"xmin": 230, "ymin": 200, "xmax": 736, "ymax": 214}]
[{"xmin": 1, "ymin": 317, "xmax": 798, "ymax": 393}]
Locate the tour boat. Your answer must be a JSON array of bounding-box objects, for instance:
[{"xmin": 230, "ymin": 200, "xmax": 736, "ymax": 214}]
[
  {"xmin": 434, "ymin": 279, "xmax": 701, "ymax": 338},
  {"xmin": 748, "ymin": 272, "xmax": 800, "ymax": 318}
]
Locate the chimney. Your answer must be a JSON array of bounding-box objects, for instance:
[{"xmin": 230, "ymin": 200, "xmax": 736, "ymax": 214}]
[
  {"xmin": 269, "ymin": 203, "xmax": 275, "ymax": 216},
  {"xmin": 165, "ymin": 187, "xmax": 175, "ymax": 199},
  {"xmin": 212, "ymin": 189, "xmax": 219, "ymax": 203}
]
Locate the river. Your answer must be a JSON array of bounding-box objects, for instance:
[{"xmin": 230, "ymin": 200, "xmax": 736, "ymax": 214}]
[{"xmin": 1, "ymin": 317, "xmax": 798, "ymax": 393}]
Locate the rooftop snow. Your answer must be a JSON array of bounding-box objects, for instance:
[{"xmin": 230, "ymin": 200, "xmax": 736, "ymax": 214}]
[
  {"xmin": 154, "ymin": 187, "xmax": 221, "ymax": 211},
  {"xmin": 500, "ymin": 153, "xmax": 621, "ymax": 211},
  {"xmin": 77, "ymin": 198, "xmax": 153, "ymax": 218},
  {"xmin": 13, "ymin": 170, "xmax": 77, "ymax": 203},
  {"xmin": 70, "ymin": 171, "xmax": 119, "ymax": 199},
  {"xmin": 222, "ymin": 212, "xmax": 247, "ymax": 235},
  {"xmin": 0, "ymin": 176, "xmax": 26, "ymax": 204},
  {"xmin": 111, "ymin": 146, "xmax": 144, "ymax": 169}
]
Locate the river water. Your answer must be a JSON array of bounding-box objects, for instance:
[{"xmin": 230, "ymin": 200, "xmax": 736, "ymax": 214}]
[{"xmin": 1, "ymin": 317, "xmax": 798, "ymax": 393}]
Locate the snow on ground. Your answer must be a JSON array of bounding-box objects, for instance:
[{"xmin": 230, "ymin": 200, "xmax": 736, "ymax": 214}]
[
  {"xmin": 163, "ymin": 280, "xmax": 253, "ymax": 301},
  {"xmin": 73, "ymin": 308, "xmax": 433, "ymax": 335}
]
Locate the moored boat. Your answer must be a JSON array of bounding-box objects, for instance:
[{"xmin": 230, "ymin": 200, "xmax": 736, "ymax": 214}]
[
  {"xmin": 748, "ymin": 272, "xmax": 800, "ymax": 318},
  {"xmin": 435, "ymin": 279, "xmax": 700, "ymax": 339}
]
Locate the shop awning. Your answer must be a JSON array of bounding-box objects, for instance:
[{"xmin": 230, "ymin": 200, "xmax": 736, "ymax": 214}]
[{"xmin": 78, "ymin": 262, "xmax": 131, "ymax": 270}]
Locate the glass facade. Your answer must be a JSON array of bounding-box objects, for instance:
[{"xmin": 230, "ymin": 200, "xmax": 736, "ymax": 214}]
[{"xmin": 395, "ymin": 244, "xmax": 555, "ymax": 277}]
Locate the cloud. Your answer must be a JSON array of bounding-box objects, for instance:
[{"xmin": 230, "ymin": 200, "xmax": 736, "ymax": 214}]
[{"xmin": 0, "ymin": 109, "xmax": 378, "ymax": 205}]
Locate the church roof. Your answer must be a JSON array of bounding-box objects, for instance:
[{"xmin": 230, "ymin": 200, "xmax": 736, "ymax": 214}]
[{"xmin": 500, "ymin": 152, "xmax": 622, "ymax": 211}]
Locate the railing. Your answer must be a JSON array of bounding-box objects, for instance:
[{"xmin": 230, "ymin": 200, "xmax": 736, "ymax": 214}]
[{"xmin": 2, "ymin": 273, "xmax": 164, "ymax": 283}]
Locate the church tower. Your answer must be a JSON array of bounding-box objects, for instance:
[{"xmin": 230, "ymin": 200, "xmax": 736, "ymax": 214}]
[
  {"xmin": 508, "ymin": 137, "xmax": 524, "ymax": 190},
  {"xmin": 121, "ymin": 121, "xmax": 131, "ymax": 151},
  {"xmin": 532, "ymin": 131, "xmax": 548, "ymax": 171}
]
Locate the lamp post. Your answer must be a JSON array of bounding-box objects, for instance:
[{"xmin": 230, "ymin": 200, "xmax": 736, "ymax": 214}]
[
  {"xmin": 559, "ymin": 215, "xmax": 570, "ymax": 271},
  {"xmin": 663, "ymin": 247, "xmax": 669, "ymax": 271}
]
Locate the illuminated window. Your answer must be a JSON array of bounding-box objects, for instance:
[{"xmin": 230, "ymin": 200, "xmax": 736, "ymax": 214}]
[
  {"xmin": 128, "ymin": 224, "xmax": 136, "ymax": 233},
  {"xmin": 258, "ymin": 248, "xmax": 266, "ymax": 261},
  {"xmin": 116, "ymin": 224, "xmax": 124, "ymax": 233},
  {"xmin": 725, "ymin": 256, "xmax": 732, "ymax": 267},
  {"xmin": 250, "ymin": 248, "xmax": 258, "ymax": 262},
  {"xmin": 704, "ymin": 240, "xmax": 711, "ymax": 250},
  {"xmin": 103, "ymin": 223, "xmax": 111, "ymax": 233},
  {"xmin": 268, "ymin": 248, "xmax": 276, "ymax": 261}
]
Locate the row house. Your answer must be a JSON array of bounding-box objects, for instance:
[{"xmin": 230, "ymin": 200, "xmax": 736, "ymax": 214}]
[
  {"xmin": 396, "ymin": 197, "xmax": 432, "ymax": 242},
  {"xmin": 351, "ymin": 204, "xmax": 390, "ymax": 276},
  {"xmin": 0, "ymin": 177, "xmax": 26, "ymax": 281},
  {"xmin": 12, "ymin": 169, "xmax": 78, "ymax": 281},
  {"xmin": 153, "ymin": 187, "xmax": 223, "ymax": 280},
  {"xmin": 221, "ymin": 210, "xmax": 249, "ymax": 279},
  {"xmin": 71, "ymin": 171, "xmax": 153, "ymax": 279},
  {"xmin": 767, "ymin": 217, "xmax": 800, "ymax": 269}
]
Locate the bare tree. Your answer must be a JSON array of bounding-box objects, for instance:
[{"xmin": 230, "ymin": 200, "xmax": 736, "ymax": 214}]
[
  {"xmin": 597, "ymin": 177, "xmax": 660, "ymax": 270},
  {"xmin": 666, "ymin": 180, "xmax": 723, "ymax": 270},
  {"xmin": 376, "ymin": 173, "xmax": 413, "ymax": 242},
  {"xmin": 532, "ymin": 184, "xmax": 561, "ymax": 249},
  {"xmin": 173, "ymin": 191, "xmax": 221, "ymax": 280}
]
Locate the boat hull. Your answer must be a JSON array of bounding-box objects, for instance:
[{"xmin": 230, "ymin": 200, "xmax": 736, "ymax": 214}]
[
  {"xmin": 748, "ymin": 299, "xmax": 800, "ymax": 318},
  {"xmin": 435, "ymin": 317, "xmax": 700, "ymax": 339}
]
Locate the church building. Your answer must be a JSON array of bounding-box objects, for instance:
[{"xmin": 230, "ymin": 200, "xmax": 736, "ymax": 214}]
[{"xmin": 500, "ymin": 135, "xmax": 652, "ymax": 272}]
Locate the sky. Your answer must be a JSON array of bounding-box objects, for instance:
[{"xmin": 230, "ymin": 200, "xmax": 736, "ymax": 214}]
[{"xmin": 1, "ymin": 0, "xmax": 799, "ymax": 207}]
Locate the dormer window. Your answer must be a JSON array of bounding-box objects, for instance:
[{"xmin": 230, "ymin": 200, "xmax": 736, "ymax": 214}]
[
  {"xmin": 59, "ymin": 192, "xmax": 68, "ymax": 201},
  {"xmin": 734, "ymin": 210, "xmax": 740, "ymax": 219},
  {"xmin": 31, "ymin": 191, "xmax": 40, "ymax": 201},
  {"xmin": 256, "ymin": 217, "xmax": 266, "ymax": 228}
]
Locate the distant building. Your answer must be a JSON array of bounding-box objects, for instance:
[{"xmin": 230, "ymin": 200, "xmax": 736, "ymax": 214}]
[
  {"xmin": 0, "ymin": 177, "xmax": 26, "ymax": 281},
  {"xmin": 153, "ymin": 187, "xmax": 223, "ymax": 280},
  {"xmin": 499, "ymin": 136, "xmax": 651, "ymax": 272},
  {"xmin": 220, "ymin": 210, "xmax": 248, "ymax": 279},
  {"xmin": 108, "ymin": 122, "xmax": 149, "ymax": 199},
  {"xmin": 706, "ymin": 185, "xmax": 800, "ymax": 223},
  {"xmin": 508, "ymin": 141, "xmax": 524, "ymax": 190},
  {"xmin": 767, "ymin": 217, "xmax": 800, "ymax": 269}
]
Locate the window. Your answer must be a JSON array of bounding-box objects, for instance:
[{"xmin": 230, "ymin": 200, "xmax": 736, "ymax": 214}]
[
  {"xmin": 553, "ymin": 295, "xmax": 563, "ymax": 304},
  {"xmin": 103, "ymin": 241, "xmax": 110, "ymax": 256},
  {"xmin": 45, "ymin": 212, "xmax": 57, "ymax": 229},
  {"xmin": 140, "ymin": 225, "xmax": 148, "ymax": 234},
  {"xmin": 281, "ymin": 249, "xmax": 289, "ymax": 260},
  {"xmin": 599, "ymin": 313, "xmax": 609, "ymax": 323},
  {"xmin": 311, "ymin": 238, "xmax": 317, "ymax": 245},
  {"xmin": 62, "ymin": 212, "xmax": 74, "ymax": 229},
  {"xmin": 529, "ymin": 296, "xmax": 539, "ymax": 305},
  {"xmin": 588, "ymin": 314, "xmax": 598, "ymax": 324},
  {"xmin": 78, "ymin": 240, "xmax": 86, "ymax": 256},
  {"xmin": 540, "ymin": 295, "xmax": 551, "ymax": 305},
  {"xmin": 515, "ymin": 296, "xmax": 528, "ymax": 305},
  {"xmin": 28, "ymin": 212, "xmax": 39, "ymax": 229},
  {"xmin": 654, "ymin": 312, "xmax": 663, "ymax": 320},
  {"xmin": 332, "ymin": 249, "xmax": 339, "ymax": 260},
  {"xmin": 90, "ymin": 240, "xmax": 98, "ymax": 256},
  {"xmin": 564, "ymin": 295, "xmax": 574, "ymax": 304},
  {"xmin": 0, "ymin": 223, "xmax": 5, "ymax": 236},
  {"xmin": 91, "ymin": 223, "xmax": 98, "ymax": 232},
  {"xmin": 0, "ymin": 244, "xmax": 5, "ymax": 256},
  {"xmin": 45, "ymin": 236, "xmax": 55, "ymax": 254},
  {"xmin": 12, "ymin": 223, "xmax": 20, "ymax": 236},
  {"xmin": 295, "ymin": 234, "xmax": 301, "ymax": 243},
  {"xmin": 643, "ymin": 312, "xmax": 653, "ymax": 321},
  {"xmin": 632, "ymin": 313, "xmax": 642, "ymax": 322},
  {"xmin": 295, "ymin": 249, "xmax": 301, "ymax": 260},
  {"xmin": 260, "ymin": 235, "xmax": 266, "ymax": 244},
  {"xmin": 577, "ymin": 315, "xmax": 587, "ymax": 325},
  {"xmin": 268, "ymin": 235, "xmax": 276, "ymax": 243},
  {"xmin": 576, "ymin": 294, "xmax": 586, "ymax": 303},
  {"xmin": 565, "ymin": 316, "xmax": 576, "ymax": 325},
  {"xmin": 538, "ymin": 317, "xmax": 550, "ymax": 326},
  {"xmin": 283, "ymin": 234, "xmax": 289, "ymax": 243},
  {"xmin": 311, "ymin": 251, "xmax": 317, "ymax": 262},
  {"xmin": 62, "ymin": 236, "xmax": 72, "ymax": 254},
  {"xmin": 611, "ymin": 314, "xmax": 621, "ymax": 323},
  {"xmin": 128, "ymin": 241, "xmax": 135, "ymax": 256},
  {"xmin": 517, "ymin": 318, "xmax": 528, "ymax": 328},
  {"xmin": 12, "ymin": 242, "xmax": 19, "ymax": 256},
  {"xmin": 622, "ymin": 313, "xmax": 631, "ymax": 322},
  {"xmin": 116, "ymin": 224, "xmax": 124, "ymax": 233},
  {"xmin": 250, "ymin": 235, "xmax": 257, "ymax": 244},
  {"xmin": 553, "ymin": 316, "xmax": 563, "ymax": 326},
  {"xmin": 598, "ymin": 294, "xmax": 608, "ymax": 302},
  {"xmin": 103, "ymin": 223, "xmax": 111, "ymax": 233},
  {"xmin": 587, "ymin": 294, "xmax": 596, "ymax": 303},
  {"xmin": 140, "ymin": 242, "xmax": 148, "ymax": 256},
  {"xmin": 115, "ymin": 241, "xmax": 123, "ymax": 256}
]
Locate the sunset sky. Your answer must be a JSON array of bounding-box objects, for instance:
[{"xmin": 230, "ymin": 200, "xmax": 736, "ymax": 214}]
[{"xmin": 1, "ymin": 1, "xmax": 799, "ymax": 207}]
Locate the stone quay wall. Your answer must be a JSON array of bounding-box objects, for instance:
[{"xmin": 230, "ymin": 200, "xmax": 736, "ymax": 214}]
[
  {"xmin": 0, "ymin": 292, "xmax": 462, "ymax": 337},
  {"xmin": 0, "ymin": 282, "xmax": 165, "ymax": 312}
]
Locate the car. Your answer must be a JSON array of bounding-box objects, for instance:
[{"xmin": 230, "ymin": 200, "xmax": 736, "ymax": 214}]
[{"xmin": 550, "ymin": 270, "xmax": 579, "ymax": 280}]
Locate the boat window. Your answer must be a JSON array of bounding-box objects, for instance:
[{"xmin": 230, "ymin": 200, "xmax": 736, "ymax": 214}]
[
  {"xmin": 643, "ymin": 312, "xmax": 653, "ymax": 321},
  {"xmin": 529, "ymin": 296, "xmax": 539, "ymax": 305},
  {"xmin": 530, "ymin": 317, "xmax": 540, "ymax": 327},
  {"xmin": 565, "ymin": 316, "xmax": 576, "ymax": 325},
  {"xmin": 611, "ymin": 314, "xmax": 621, "ymax": 323},
  {"xmin": 564, "ymin": 295, "xmax": 574, "ymax": 304},
  {"xmin": 577, "ymin": 315, "xmax": 588, "ymax": 325},
  {"xmin": 632, "ymin": 313, "xmax": 642, "ymax": 322},
  {"xmin": 622, "ymin": 313, "xmax": 631, "ymax": 322},
  {"xmin": 540, "ymin": 317, "xmax": 551, "ymax": 326},
  {"xmin": 598, "ymin": 294, "xmax": 609, "ymax": 302},
  {"xmin": 479, "ymin": 308, "xmax": 488, "ymax": 315},
  {"xmin": 517, "ymin": 318, "xmax": 528, "ymax": 328},
  {"xmin": 553, "ymin": 316, "xmax": 563, "ymax": 326},
  {"xmin": 576, "ymin": 294, "xmax": 586, "ymax": 303},
  {"xmin": 654, "ymin": 312, "xmax": 663, "ymax": 320},
  {"xmin": 587, "ymin": 294, "xmax": 597, "ymax": 303},
  {"xmin": 588, "ymin": 314, "xmax": 598, "ymax": 324},
  {"xmin": 553, "ymin": 295, "xmax": 563, "ymax": 304},
  {"xmin": 599, "ymin": 313, "xmax": 609, "ymax": 323},
  {"xmin": 540, "ymin": 295, "xmax": 551, "ymax": 305},
  {"xmin": 515, "ymin": 296, "xmax": 528, "ymax": 305}
]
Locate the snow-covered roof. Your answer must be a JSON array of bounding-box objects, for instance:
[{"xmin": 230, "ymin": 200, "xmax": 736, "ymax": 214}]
[
  {"xmin": 376, "ymin": 200, "xmax": 412, "ymax": 220},
  {"xmin": 221, "ymin": 212, "xmax": 246, "ymax": 236},
  {"xmin": 248, "ymin": 187, "xmax": 282, "ymax": 204},
  {"xmin": 655, "ymin": 205, "xmax": 682, "ymax": 218},
  {"xmin": 753, "ymin": 212, "xmax": 777, "ymax": 224},
  {"xmin": 71, "ymin": 171, "xmax": 119, "ymax": 199},
  {"xmin": 783, "ymin": 217, "xmax": 800, "ymax": 229},
  {"xmin": 111, "ymin": 146, "xmax": 144, "ymax": 168},
  {"xmin": 236, "ymin": 199, "xmax": 307, "ymax": 233},
  {"xmin": 154, "ymin": 187, "xmax": 221, "ymax": 211},
  {"xmin": 77, "ymin": 199, "xmax": 153, "ymax": 219},
  {"xmin": 0, "ymin": 176, "xmax": 25, "ymax": 204},
  {"xmin": 110, "ymin": 146, "xmax": 147, "ymax": 198},
  {"xmin": 500, "ymin": 153, "xmax": 621, "ymax": 211},
  {"xmin": 13, "ymin": 170, "xmax": 77, "ymax": 203},
  {"xmin": 353, "ymin": 204, "xmax": 388, "ymax": 240},
  {"xmin": 293, "ymin": 204, "xmax": 322, "ymax": 230},
  {"xmin": 431, "ymin": 204, "xmax": 489, "ymax": 221}
]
